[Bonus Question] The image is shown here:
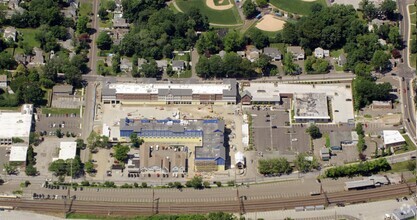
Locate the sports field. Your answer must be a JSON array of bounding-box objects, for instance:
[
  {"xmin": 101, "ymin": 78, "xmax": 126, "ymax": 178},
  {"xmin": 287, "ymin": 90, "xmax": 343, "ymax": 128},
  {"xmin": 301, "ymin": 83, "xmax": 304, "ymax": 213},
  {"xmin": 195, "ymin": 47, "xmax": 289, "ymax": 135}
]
[
  {"xmin": 269, "ymin": 0, "xmax": 327, "ymax": 15},
  {"xmin": 176, "ymin": 0, "xmax": 242, "ymax": 25}
]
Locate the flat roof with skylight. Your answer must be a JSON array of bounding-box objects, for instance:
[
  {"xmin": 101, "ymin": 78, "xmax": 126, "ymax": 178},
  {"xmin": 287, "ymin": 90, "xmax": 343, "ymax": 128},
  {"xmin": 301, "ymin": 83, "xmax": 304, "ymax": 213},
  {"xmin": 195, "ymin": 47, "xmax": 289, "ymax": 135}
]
[
  {"xmin": 294, "ymin": 93, "xmax": 330, "ymax": 121},
  {"xmin": 55, "ymin": 142, "xmax": 77, "ymax": 161},
  {"xmin": 9, "ymin": 145, "xmax": 28, "ymax": 162}
]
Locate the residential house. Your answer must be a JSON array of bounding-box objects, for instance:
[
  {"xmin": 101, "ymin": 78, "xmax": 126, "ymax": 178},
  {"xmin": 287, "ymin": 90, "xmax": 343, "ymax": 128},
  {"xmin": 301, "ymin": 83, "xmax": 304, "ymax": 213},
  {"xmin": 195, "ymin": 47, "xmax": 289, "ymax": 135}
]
[
  {"xmin": 28, "ymin": 47, "xmax": 45, "ymax": 67},
  {"xmin": 0, "ymin": 75, "xmax": 7, "ymax": 88},
  {"xmin": 237, "ymin": 51, "xmax": 246, "ymax": 58},
  {"xmin": 111, "ymin": 28, "xmax": 129, "ymax": 45},
  {"xmin": 156, "ymin": 60, "xmax": 168, "ymax": 71},
  {"xmin": 172, "ymin": 60, "xmax": 185, "ymax": 72},
  {"xmin": 113, "ymin": 12, "xmax": 129, "ymax": 29},
  {"xmin": 263, "ymin": 47, "xmax": 282, "ymax": 61},
  {"xmin": 137, "ymin": 58, "xmax": 147, "ymax": 70},
  {"xmin": 368, "ymin": 18, "xmax": 385, "ymax": 32},
  {"xmin": 338, "ymin": 54, "xmax": 347, "ymax": 67},
  {"xmin": 247, "ymin": 47, "xmax": 261, "ymax": 62},
  {"xmin": 3, "ymin": 27, "xmax": 17, "ymax": 41},
  {"xmin": 106, "ymin": 54, "xmax": 114, "ymax": 67},
  {"xmin": 314, "ymin": 47, "xmax": 330, "ymax": 58},
  {"xmin": 120, "ymin": 57, "xmax": 133, "ymax": 72},
  {"xmin": 287, "ymin": 46, "xmax": 305, "ymax": 60}
]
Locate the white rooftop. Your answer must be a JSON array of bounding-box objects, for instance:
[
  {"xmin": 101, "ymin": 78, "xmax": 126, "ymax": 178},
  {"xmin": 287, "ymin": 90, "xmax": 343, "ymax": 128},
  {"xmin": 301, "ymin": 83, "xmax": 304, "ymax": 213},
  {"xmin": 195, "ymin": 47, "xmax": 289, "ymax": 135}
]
[
  {"xmin": 244, "ymin": 83, "xmax": 354, "ymax": 123},
  {"xmin": 383, "ymin": 130, "xmax": 405, "ymax": 146},
  {"xmin": 58, "ymin": 142, "xmax": 77, "ymax": 160},
  {"xmin": 243, "ymin": 83, "xmax": 280, "ymax": 102},
  {"xmin": 109, "ymin": 83, "xmax": 231, "ymax": 95},
  {"xmin": 9, "ymin": 145, "xmax": 28, "ymax": 162},
  {"xmin": 0, "ymin": 104, "xmax": 33, "ymax": 139}
]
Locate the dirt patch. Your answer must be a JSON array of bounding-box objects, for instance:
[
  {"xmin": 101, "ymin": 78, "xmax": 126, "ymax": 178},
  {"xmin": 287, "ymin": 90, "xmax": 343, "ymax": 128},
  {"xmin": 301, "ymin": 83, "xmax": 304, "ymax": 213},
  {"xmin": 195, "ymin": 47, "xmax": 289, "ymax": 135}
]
[
  {"xmin": 206, "ymin": 0, "xmax": 233, "ymax": 10},
  {"xmin": 302, "ymin": 0, "xmax": 317, "ymax": 2},
  {"xmin": 255, "ymin": 14, "xmax": 286, "ymax": 32}
]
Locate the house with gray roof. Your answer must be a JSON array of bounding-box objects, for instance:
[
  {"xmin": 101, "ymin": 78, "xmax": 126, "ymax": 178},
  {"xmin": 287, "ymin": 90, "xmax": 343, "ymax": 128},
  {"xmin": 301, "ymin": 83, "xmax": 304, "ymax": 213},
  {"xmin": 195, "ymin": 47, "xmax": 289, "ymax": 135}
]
[
  {"xmin": 120, "ymin": 57, "xmax": 132, "ymax": 72},
  {"xmin": 338, "ymin": 54, "xmax": 347, "ymax": 66},
  {"xmin": 3, "ymin": 27, "xmax": 17, "ymax": 41},
  {"xmin": 156, "ymin": 60, "xmax": 168, "ymax": 71},
  {"xmin": 263, "ymin": 47, "xmax": 282, "ymax": 61},
  {"xmin": 172, "ymin": 60, "xmax": 185, "ymax": 72},
  {"xmin": 287, "ymin": 46, "xmax": 305, "ymax": 60},
  {"xmin": 28, "ymin": 47, "xmax": 45, "ymax": 67}
]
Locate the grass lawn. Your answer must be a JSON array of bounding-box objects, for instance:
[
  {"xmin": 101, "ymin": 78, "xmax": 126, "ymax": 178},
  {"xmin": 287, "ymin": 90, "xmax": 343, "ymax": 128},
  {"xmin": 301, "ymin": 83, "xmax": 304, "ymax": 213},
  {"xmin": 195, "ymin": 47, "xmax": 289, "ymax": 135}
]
[
  {"xmin": 410, "ymin": 53, "xmax": 416, "ymax": 68},
  {"xmin": 79, "ymin": 1, "xmax": 92, "ymax": 17},
  {"xmin": 269, "ymin": 0, "xmax": 327, "ymax": 15},
  {"xmin": 18, "ymin": 28, "xmax": 41, "ymax": 49},
  {"xmin": 169, "ymin": 2, "xmax": 180, "ymax": 14},
  {"xmin": 41, "ymin": 108, "xmax": 79, "ymax": 115},
  {"xmin": 270, "ymin": 43, "xmax": 287, "ymax": 54},
  {"xmin": 0, "ymin": 106, "xmax": 20, "ymax": 111},
  {"xmin": 330, "ymin": 49, "xmax": 344, "ymax": 58},
  {"xmin": 389, "ymin": 160, "xmax": 414, "ymax": 173},
  {"xmin": 176, "ymin": 0, "xmax": 242, "ymax": 25},
  {"xmin": 324, "ymin": 133, "xmax": 330, "ymax": 148},
  {"xmin": 170, "ymin": 70, "xmax": 192, "ymax": 78},
  {"xmin": 409, "ymin": 5, "xmax": 416, "ymax": 14}
]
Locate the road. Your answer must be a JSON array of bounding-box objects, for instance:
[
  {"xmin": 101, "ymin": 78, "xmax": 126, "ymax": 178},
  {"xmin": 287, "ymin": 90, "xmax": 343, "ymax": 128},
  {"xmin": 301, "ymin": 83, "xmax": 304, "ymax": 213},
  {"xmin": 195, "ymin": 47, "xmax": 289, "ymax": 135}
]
[
  {"xmin": 80, "ymin": 0, "xmax": 100, "ymax": 162},
  {"xmin": 397, "ymin": 0, "xmax": 416, "ymax": 140}
]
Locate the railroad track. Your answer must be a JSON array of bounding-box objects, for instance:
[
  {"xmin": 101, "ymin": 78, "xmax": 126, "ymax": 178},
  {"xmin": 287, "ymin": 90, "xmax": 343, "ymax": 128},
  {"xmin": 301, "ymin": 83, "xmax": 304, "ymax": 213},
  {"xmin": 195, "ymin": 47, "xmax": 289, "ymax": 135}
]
[{"xmin": 1, "ymin": 183, "xmax": 414, "ymax": 216}]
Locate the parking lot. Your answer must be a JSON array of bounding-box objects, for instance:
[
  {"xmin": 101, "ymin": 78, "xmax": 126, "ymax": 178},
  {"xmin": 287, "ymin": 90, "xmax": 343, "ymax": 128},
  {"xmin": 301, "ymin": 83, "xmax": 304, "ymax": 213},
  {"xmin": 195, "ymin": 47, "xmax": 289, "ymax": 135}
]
[
  {"xmin": 51, "ymin": 96, "xmax": 82, "ymax": 109},
  {"xmin": 33, "ymin": 137, "xmax": 77, "ymax": 176},
  {"xmin": 34, "ymin": 113, "xmax": 81, "ymax": 137}
]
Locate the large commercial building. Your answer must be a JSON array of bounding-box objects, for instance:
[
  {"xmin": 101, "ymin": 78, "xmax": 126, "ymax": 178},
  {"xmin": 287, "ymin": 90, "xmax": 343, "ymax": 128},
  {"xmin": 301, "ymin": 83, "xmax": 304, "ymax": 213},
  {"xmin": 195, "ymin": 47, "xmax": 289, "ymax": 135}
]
[
  {"xmin": 0, "ymin": 104, "xmax": 33, "ymax": 145},
  {"xmin": 102, "ymin": 78, "xmax": 237, "ymax": 105},
  {"xmin": 241, "ymin": 83, "xmax": 354, "ymax": 123},
  {"xmin": 120, "ymin": 118, "xmax": 226, "ymax": 172},
  {"xmin": 293, "ymin": 93, "xmax": 330, "ymax": 123}
]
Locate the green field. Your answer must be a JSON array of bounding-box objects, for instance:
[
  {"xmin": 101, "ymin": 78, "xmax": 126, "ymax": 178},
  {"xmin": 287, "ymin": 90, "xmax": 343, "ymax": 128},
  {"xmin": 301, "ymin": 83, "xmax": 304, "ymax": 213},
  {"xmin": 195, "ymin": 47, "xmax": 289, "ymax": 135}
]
[
  {"xmin": 17, "ymin": 28, "xmax": 41, "ymax": 52},
  {"xmin": 269, "ymin": 0, "xmax": 327, "ymax": 15},
  {"xmin": 41, "ymin": 108, "xmax": 79, "ymax": 115},
  {"xmin": 176, "ymin": 0, "xmax": 242, "ymax": 25}
]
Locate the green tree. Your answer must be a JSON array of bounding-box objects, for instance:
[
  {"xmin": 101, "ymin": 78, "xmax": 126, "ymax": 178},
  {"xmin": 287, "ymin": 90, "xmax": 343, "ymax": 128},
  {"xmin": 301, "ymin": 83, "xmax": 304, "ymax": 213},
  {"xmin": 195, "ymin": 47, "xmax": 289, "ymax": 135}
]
[
  {"xmin": 48, "ymin": 159, "xmax": 67, "ymax": 176},
  {"xmin": 112, "ymin": 54, "xmax": 121, "ymax": 73},
  {"xmin": 26, "ymin": 145, "xmax": 36, "ymax": 166},
  {"xmin": 25, "ymin": 164, "xmax": 38, "ymax": 176},
  {"xmin": 306, "ymin": 124, "xmax": 322, "ymax": 139},
  {"xmin": 207, "ymin": 212, "xmax": 237, "ymax": 220},
  {"xmin": 196, "ymin": 31, "xmax": 222, "ymax": 54},
  {"xmin": 258, "ymin": 158, "xmax": 292, "ymax": 175},
  {"xmin": 388, "ymin": 26, "xmax": 402, "ymax": 49},
  {"xmin": 84, "ymin": 161, "xmax": 95, "ymax": 174},
  {"xmin": 360, "ymin": 0, "xmax": 378, "ymax": 20},
  {"xmin": 249, "ymin": 28, "xmax": 269, "ymax": 49},
  {"xmin": 243, "ymin": 0, "xmax": 258, "ymax": 18},
  {"xmin": 357, "ymin": 137, "xmax": 367, "ymax": 153},
  {"xmin": 283, "ymin": 53, "xmax": 300, "ymax": 75},
  {"xmin": 406, "ymin": 160, "xmax": 416, "ymax": 172},
  {"xmin": 76, "ymin": 139, "xmax": 85, "ymax": 149},
  {"xmin": 185, "ymin": 176, "xmax": 203, "ymax": 189},
  {"xmin": 256, "ymin": 54, "xmax": 271, "ymax": 74},
  {"xmin": 371, "ymin": 50, "xmax": 391, "ymax": 72},
  {"xmin": 113, "ymin": 144, "xmax": 130, "ymax": 162},
  {"xmin": 256, "ymin": 0, "xmax": 268, "ymax": 8},
  {"xmin": 222, "ymin": 31, "xmax": 245, "ymax": 52},
  {"xmin": 4, "ymin": 163, "xmax": 17, "ymax": 174},
  {"xmin": 356, "ymin": 123, "xmax": 365, "ymax": 136},
  {"xmin": 76, "ymin": 15, "xmax": 89, "ymax": 34},
  {"xmin": 411, "ymin": 39, "xmax": 417, "ymax": 54},
  {"xmin": 140, "ymin": 60, "xmax": 159, "ymax": 78},
  {"xmin": 380, "ymin": 0, "xmax": 397, "ymax": 19},
  {"xmin": 96, "ymin": 32, "xmax": 112, "ymax": 50},
  {"xmin": 294, "ymin": 153, "xmax": 319, "ymax": 173},
  {"xmin": 129, "ymin": 133, "xmax": 143, "ymax": 148}
]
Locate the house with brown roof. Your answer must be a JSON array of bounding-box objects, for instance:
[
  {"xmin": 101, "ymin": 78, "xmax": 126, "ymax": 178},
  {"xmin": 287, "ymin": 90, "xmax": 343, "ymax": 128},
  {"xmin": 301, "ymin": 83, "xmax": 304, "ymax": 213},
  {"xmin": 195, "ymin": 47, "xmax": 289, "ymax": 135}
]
[{"xmin": 0, "ymin": 75, "xmax": 7, "ymax": 88}]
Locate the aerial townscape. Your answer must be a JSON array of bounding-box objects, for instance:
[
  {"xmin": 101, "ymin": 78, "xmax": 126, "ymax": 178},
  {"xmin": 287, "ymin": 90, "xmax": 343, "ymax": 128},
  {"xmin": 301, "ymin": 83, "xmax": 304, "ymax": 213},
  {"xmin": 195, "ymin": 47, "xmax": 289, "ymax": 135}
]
[{"xmin": 0, "ymin": 0, "xmax": 416, "ymax": 219}]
